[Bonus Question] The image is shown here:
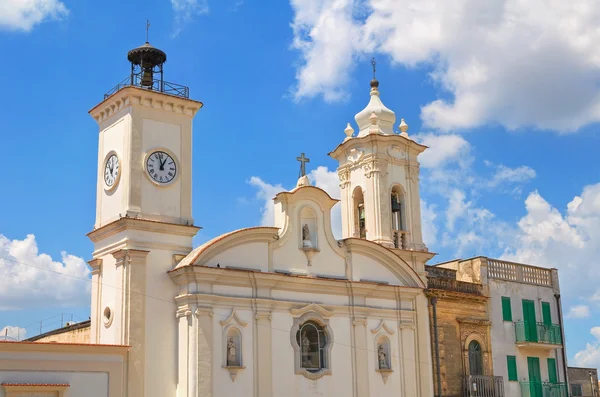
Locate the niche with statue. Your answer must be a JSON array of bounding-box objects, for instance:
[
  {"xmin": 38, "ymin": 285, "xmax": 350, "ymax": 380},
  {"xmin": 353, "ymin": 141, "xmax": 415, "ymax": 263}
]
[{"xmin": 299, "ymin": 206, "xmax": 319, "ymax": 265}]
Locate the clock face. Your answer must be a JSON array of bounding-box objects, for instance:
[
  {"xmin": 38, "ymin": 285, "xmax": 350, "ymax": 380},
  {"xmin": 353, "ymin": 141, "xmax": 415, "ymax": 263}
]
[
  {"xmin": 146, "ymin": 150, "xmax": 177, "ymax": 184},
  {"xmin": 104, "ymin": 154, "xmax": 120, "ymax": 188}
]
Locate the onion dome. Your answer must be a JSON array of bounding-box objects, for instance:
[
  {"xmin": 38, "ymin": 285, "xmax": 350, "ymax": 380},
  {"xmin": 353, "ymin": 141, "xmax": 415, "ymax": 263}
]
[{"xmin": 354, "ymin": 78, "xmax": 396, "ymax": 137}]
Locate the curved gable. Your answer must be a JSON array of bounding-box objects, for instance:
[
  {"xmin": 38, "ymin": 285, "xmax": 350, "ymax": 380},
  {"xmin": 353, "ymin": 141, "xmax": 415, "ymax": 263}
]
[
  {"xmin": 344, "ymin": 238, "xmax": 425, "ymax": 288},
  {"xmin": 174, "ymin": 227, "xmax": 279, "ymax": 270}
]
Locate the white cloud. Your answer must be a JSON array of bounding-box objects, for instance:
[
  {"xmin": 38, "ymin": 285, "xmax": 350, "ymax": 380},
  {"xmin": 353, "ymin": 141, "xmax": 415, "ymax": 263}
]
[
  {"xmin": 171, "ymin": 0, "xmax": 208, "ymax": 37},
  {"xmin": 502, "ymin": 184, "xmax": 600, "ymax": 299},
  {"xmin": 486, "ymin": 163, "xmax": 536, "ymax": 188},
  {"xmin": 0, "ymin": 234, "xmax": 91, "ymax": 310},
  {"xmin": 567, "ymin": 305, "xmax": 591, "ymax": 319},
  {"xmin": 0, "ymin": 325, "xmax": 26, "ymax": 341},
  {"xmin": 248, "ymin": 166, "xmax": 343, "ymax": 239},
  {"xmin": 289, "ymin": 0, "xmax": 600, "ymax": 132},
  {"xmin": 421, "ymin": 200, "xmax": 438, "ymax": 246},
  {"xmin": 573, "ymin": 327, "xmax": 600, "ymax": 367},
  {"xmin": 0, "ymin": 0, "xmax": 68, "ymax": 32},
  {"xmin": 413, "ymin": 133, "xmax": 471, "ymax": 169},
  {"xmin": 247, "ymin": 176, "xmax": 285, "ymax": 227}
]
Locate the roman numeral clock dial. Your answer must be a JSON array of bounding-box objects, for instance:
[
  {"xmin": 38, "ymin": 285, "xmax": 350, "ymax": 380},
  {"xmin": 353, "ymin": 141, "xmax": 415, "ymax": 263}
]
[
  {"xmin": 146, "ymin": 150, "xmax": 177, "ymax": 185},
  {"xmin": 103, "ymin": 153, "xmax": 120, "ymax": 190}
]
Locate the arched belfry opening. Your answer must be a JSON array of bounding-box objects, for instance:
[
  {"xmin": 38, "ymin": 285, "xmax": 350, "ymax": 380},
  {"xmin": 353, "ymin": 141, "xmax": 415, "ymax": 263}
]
[
  {"xmin": 353, "ymin": 187, "xmax": 366, "ymax": 239},
  {"xmin": 391, "ymin": 185, "xmax": 407, "ymax": 249}
]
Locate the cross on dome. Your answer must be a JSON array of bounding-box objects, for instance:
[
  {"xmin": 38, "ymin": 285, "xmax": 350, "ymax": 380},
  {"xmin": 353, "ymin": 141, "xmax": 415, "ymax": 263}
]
[{"xmin": 354, "ymin": 59, "xmax": 395, "ymax": 137}]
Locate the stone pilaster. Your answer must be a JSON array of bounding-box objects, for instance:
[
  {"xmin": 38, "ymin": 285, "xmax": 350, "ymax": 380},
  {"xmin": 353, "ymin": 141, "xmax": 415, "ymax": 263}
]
[
  {"xmin": 113, "ymin": 248, "xmax": 149, "ymax": 397},
  {"xmin": 195, "ymin": 307, "xmax": 214, "ymax": 397},
  {"xmin": 88, "ymin": 258, "xmax": 102, "ymax": 344},
  {"xmin": 255, "ymin": 311, "xmax": 272, "ymax": 397},
  {"xmin": 353, "ymin": 317, "xmax": 370, "ymax": 397}
]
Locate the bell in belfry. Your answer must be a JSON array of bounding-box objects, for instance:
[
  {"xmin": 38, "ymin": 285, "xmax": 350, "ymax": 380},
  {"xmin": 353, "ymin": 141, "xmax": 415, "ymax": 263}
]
[
  {"xmin": 141, "ymin": 68, "xmax": 154, "ymax": 87},
  {"xmin": 391, "ymin": 193, "xmax": 401, "ymax": 213}
]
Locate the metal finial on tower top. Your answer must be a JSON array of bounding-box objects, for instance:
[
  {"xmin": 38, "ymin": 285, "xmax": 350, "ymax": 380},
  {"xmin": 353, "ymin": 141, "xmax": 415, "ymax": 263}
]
[
  {"xmin": 370, "ymin": 57, "xmax": 379, "ymax": 88},
  {"xmin": 146, "ymin": 19, "xmax": 150, "ymax": 43}
]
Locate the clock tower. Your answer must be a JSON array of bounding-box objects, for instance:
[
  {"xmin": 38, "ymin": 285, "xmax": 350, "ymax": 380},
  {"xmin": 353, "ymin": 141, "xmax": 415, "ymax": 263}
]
[{"xmin": 87, "ymin": 40, "xmax": 203, "ymax": 397}]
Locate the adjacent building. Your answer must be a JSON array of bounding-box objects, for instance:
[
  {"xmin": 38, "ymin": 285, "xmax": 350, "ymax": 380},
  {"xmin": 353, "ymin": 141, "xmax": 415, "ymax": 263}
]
[
  {"xmin": 568, "ymin": 367, "xmax": 599, "ymax": 397},
  {"xmin": 431, "ymin": 256, "xmax": 569, "ymax": 397},
  {"xmin": 426, "ymin": 265, "xmax": 499, "ymax": 397}
]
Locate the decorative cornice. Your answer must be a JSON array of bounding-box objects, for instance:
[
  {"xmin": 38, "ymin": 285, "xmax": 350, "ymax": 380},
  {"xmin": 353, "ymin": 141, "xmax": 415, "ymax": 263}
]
[
  {"xmin": 112, "ymin": 248, "xmax": 150, "ymax": 266},
  {"xmin": 170, "ymin": 265, "xmax": 424, "ymax": 300},
  {"xmin": 87, "ymin": 258, "xmax": 102, "ymax": 274},
  {"xmin": 456, "ymin": 318, "xmax": 491, "ymax": 326},
  {"xmin": 89, "ymin": 86, "xmax": 203, "ymax": 124},
  {"xmin": 88, "ymin": 217, "xmax": 200, "ymax": 243},
  {"xmin": 194, "ymin": 307, "xmax": 214, "ymax": 317},
  {"xmin": 220, "ymin": 309, "xmax": 249, "ymax": 328}
]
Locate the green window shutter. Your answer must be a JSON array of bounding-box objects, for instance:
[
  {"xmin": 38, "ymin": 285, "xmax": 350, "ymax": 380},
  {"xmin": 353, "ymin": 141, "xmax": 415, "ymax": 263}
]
[
  {"xmin": 547, "ymin": 358, "xmax": 557, "ymax": 383},
  {"xmin": 507, "ymin": 355, "xmax": 518, "ymax": 381},
  {"xmin": 542, "ymin": 302, "xmax": 552, "ymax": 326},
  {"xmin": 502, "ymin": 296, "xmax": 512, "ymax": 321}
]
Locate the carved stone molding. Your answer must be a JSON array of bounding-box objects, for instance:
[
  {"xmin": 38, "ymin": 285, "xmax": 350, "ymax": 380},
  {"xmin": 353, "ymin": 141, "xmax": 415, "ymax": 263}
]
[
  {"xmin": 376, "ymin": 368, "xmax": 394, "ymax": 384},
  {"xmin": 220, "ymin": 309, "xmax": 249, "ymax": 328},
  {"xmin": 175, "ymin": 307, "xmax": 193, "ymax": 319},
  {"xmin": 194, "ymin": 307, "xmax": 214, "ymax": 317},
  {"xmin": 387, "ymin": 145, "xmax": 408, "ymax": 160},
  {"xmin": 223, "ymin": 365, "xmax": 245, "ymax": 382},
  {"xmin": 371, "ymin": 320, "xmax": 395, "ymax": 335},
  {"xmin": 364, "ymin": 159, "xmax": 387, "ymax": 178},
  {"xmin": 290, "ymin": 303, "xmax": 333, "ymax": 319},
  {"xmin": 408, "ymin": 166, "xmax": 420, "ymax": 183},
  {"xmin": 338, "ymin": 168, "xmax": 351, "ymax": 190},
  {"xmin": 347, "ymin": 148, "xmax": 364, "ymax": 163}
]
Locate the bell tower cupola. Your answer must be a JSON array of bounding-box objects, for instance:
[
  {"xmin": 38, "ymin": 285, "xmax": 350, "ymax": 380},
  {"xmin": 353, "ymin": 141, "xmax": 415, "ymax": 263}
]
[{"xmin": 329, "ymin": 60, "xmax": 428, "ymax": 252}]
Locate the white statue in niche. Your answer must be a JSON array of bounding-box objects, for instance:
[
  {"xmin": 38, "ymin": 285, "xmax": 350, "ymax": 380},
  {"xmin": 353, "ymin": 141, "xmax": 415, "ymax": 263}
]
[
  {"xmin": 302, "ymin": 224, "xmax": 313, "ymax": 248},
  {"xmin": 227, "ymin": 337, "xmax": 237, "ymax": 366},
  {"xmin": 378, "ymin": 344, "xmax": 388, "ymax": 369}
]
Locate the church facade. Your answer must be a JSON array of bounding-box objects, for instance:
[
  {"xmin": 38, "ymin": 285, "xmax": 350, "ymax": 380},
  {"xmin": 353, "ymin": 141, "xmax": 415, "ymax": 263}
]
[{"xmin": 0, "ymin": 43, "xmax": 436, "ymax": 397}]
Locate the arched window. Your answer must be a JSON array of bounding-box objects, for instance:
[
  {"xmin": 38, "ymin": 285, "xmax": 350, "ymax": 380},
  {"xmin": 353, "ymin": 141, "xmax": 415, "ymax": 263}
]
[
  {"xmin": 391, "ymin": 186, "xmax": 407, "ymax": 248},
  {"xmin": 468, "ymin": 340, "xmax": 483, "ymax": 375},
  {"xmin": 296, "ymin": 321, "xmax": 327, "ymax": 372},
  {"xmin": 353, "ymin": 187, "xmax": 366, "ymax": 239}
]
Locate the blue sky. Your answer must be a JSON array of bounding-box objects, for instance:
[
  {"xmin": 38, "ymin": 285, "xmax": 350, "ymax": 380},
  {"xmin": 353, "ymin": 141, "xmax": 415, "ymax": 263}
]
[{"xmin": 2, "ymin": 0, "xmax": 600, "ymax": 368}]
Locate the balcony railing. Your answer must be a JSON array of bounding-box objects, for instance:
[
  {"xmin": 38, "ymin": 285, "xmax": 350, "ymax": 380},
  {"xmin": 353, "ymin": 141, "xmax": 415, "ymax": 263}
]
[
  {"xmin": 104, "ymin": 73, "xmax": 190, "ymax": 99},
  {"xmin": 464, "ymin": 375, "xmax": 505, "ymax": 397},
  {"xmin": 392, "ymin": 229, "xmax": 409, "ymax": 249},
  {"xmin": 487, "ymin": 259, "xmax": 553, "ymax": 287},
  {"xmin": 515, "ymin": 321, "xmax": 562, "ymax": 345},
  {"xmin": 519, "ymin": 382, "xmax": 567, "ymax": 397}
]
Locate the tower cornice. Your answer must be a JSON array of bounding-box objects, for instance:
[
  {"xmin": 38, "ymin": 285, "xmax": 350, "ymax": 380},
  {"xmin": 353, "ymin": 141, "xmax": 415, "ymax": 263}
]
[
  {"xmin": 88, "ymin": 86, "xmax": 204, "ymax": 124},
  {"xmin": 328, "ymin": 133, "xmax": 427, "ymax": 160}
]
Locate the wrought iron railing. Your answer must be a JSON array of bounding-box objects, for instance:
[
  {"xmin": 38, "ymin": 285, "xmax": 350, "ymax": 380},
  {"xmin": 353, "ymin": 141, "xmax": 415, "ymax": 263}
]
[
  {"xmin": 515, "ymin": 321, "xmax": 562, "ymax": 345},
  {"xmin": 464, "ymin": 375, "xmax": 505, "ymax": 397},
  {"xmin": 104, "ymin": 73, "xmax": 190, "ymax": 99},
  {"xmin": 519, "ymin": 382, "xmax": 567, "ymax": 397}
]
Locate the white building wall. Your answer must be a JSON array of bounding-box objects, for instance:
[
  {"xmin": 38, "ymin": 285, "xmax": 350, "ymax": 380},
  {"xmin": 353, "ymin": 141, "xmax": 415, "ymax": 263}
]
[{"xmin": 489, "ymin": 278, "xmax": 566, "ymax": 394}]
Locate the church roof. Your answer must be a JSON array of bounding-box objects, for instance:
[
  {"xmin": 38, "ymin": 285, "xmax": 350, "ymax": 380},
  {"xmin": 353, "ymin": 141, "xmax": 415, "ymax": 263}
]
[{"xmin": 172, "ymin": 226, "xmax": 279, "ymax": 270}]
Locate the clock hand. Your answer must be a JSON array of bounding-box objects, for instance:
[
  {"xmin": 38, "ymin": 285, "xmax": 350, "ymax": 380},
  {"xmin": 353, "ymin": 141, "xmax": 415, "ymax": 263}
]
[{"xmin": 160, "ymin": 154, "xmax": 167, "ymax": 170}]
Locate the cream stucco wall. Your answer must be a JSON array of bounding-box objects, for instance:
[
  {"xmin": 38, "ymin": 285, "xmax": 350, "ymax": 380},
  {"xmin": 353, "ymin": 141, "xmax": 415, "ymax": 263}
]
[
  {"xmin": 0, "ymin": 342, "xmax": 127, "ymax": 397},
  {"xmin": 170, "ymin": 183, "xmax": 434, "ymax": 397}
]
